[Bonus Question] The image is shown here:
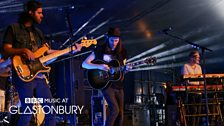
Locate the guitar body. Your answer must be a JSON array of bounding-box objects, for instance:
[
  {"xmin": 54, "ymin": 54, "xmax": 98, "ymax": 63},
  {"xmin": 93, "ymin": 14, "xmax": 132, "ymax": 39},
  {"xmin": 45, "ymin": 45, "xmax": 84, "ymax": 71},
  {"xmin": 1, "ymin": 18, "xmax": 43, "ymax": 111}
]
[
  {"xmin": 87, "ymin": 59, "xmax": 122, "ymax": 89},
  {"xmin": 87, "ymin": 57, "xmax": 157, "ymax": 89},
  {"xmin": 13, "ymin": 46, "xmax": 51, "ymax": 82}
]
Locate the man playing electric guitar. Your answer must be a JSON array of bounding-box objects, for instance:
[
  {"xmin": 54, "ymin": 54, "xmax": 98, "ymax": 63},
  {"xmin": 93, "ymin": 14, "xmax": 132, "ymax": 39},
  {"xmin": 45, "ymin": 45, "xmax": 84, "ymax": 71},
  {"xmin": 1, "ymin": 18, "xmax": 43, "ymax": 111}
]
[
  {"xmin": 82, "ymin": 27, "xmax": 131, "ymax": 126},
  {"xmin": 2, "ymin": 1, "xmax": 81, "ymax": 126}
]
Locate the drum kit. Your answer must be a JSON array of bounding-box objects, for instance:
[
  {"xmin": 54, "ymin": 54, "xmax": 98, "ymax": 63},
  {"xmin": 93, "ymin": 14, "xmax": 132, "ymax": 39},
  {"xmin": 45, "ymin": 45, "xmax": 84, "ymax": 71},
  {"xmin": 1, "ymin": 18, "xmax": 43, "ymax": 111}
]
[
  {"xmin": 0, "ymin": 65, "xmax": 18, "ymax": 125},
  {"xmin": 0, "ymin": 59, "xmax": 44, "ymax": 126}
]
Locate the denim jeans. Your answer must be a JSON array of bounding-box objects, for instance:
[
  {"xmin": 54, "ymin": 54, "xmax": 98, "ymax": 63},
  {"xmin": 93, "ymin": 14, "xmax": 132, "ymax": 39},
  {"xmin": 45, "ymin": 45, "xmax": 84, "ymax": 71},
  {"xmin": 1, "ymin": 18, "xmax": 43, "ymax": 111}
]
[
  {"xmin": 13, "ymin": 76, "xmax": 56, "ymax": 126},
  {"xmin": 102, "ymin": 87, "xmax": 124, "ymax": 126}
]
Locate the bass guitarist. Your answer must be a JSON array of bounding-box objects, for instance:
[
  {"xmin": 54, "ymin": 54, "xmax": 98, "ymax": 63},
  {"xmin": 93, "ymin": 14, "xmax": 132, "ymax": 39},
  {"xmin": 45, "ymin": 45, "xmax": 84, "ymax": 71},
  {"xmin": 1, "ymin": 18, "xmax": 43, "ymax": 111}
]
[
  {"xmin": 2, "ymin": 1, "xmax": 81, "ymax": 126},
  {"xmin": 82, "ymin": 27, "xmax": 131, "ymax": 126}
]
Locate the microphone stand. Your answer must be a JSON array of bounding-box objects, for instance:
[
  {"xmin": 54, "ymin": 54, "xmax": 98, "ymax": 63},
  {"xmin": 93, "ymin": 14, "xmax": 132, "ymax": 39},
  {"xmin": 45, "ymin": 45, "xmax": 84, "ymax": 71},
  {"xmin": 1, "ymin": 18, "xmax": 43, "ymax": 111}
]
[
  {"xmin": 64, "ymin": 8, "xmax": 76, "ymax": 126},
  {"xmin": 163, "ymin": 31, "xmax": 212, "ymax": 126}
]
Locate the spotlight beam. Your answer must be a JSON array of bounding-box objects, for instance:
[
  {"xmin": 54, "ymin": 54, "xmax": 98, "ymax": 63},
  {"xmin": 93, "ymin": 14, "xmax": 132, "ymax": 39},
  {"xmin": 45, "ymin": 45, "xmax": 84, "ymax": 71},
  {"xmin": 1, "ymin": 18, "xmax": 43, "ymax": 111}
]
[
  {"xmin": 0, "ymin": 0, "xmax": 18, "ymax": 6},
  {"xmin": 134, "ymin": 52, "xmax": 189, "ymax": 68},
  {"xmin": 128, "ymin": 33, "xmax": 222, "ymax": 64},
  {"xmin": 73, "ymin": 18, "xmax": 111, "ymax": 43},
  {"xmin": 127, "ymin": 43, "xmax": 166, "ymax": 62},
  {"xmin": 0, "ymin": 3, "xmax": 22, "ymax": 9},
  {"xmin": 130, "ymin": 62, "xmax": 184, "ymax": 72},
  {"xmin": 59, "ymin": 8, "xmax": 104, "ymax": 48}
]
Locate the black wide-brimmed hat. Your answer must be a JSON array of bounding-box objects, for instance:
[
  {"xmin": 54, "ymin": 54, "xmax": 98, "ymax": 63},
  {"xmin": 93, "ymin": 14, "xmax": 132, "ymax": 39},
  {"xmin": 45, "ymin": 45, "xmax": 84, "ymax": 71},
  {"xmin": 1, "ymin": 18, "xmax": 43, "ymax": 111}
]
[{"xmin": 107, "ymin": 27, "xmax": 121, "ymax": 37}]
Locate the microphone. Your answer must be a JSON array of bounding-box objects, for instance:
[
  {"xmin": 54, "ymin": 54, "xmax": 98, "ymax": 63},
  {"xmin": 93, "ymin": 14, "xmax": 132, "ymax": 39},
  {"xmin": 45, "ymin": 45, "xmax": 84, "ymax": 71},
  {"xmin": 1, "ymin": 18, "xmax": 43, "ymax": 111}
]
[
  {"xmin": 162, "ymin": 27, "xmax": 173, "ymax": 32},
  {"xmin": 156, "ymin": 27, "xmax": 173, "ymax": 35},
  {"xmin": 58, "ymin": 5, "xmax": 75, "ymax": 12}
]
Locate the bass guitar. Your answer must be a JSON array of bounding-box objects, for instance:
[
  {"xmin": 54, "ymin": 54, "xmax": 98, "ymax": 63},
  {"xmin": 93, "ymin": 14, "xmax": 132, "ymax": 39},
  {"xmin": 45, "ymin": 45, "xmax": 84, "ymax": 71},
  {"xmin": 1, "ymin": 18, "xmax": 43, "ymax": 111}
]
[
  {"xmin": 13, "ymin": 39, "xmax": 97, "ymax": 82},
  {"xmin": 87, "ymin": 57, "xmax": 156, "ymax": 89}
]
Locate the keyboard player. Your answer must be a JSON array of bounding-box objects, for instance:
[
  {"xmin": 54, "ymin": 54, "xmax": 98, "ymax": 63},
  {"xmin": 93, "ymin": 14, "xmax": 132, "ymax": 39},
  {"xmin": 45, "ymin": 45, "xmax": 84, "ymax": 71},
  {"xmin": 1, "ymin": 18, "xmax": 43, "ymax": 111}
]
[
  {"xmin": 181, "ymin": 50, "xmax": 202, "ymax": 126},
  {"xmin": 181, "ymin": 50, "xmax": 203, "ymax": 85}
]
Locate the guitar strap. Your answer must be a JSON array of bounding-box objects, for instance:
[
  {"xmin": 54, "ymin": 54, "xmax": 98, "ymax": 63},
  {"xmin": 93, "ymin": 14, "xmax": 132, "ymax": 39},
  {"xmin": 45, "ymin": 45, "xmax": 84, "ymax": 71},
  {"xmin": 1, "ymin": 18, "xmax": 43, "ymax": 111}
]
[
  {"xmin": 29, "ymin": 31, "xmax": 38, "ymax": 52},
  {"xmin": 30, "ymin": 31, "xmax": 49, "ymax": 83}
]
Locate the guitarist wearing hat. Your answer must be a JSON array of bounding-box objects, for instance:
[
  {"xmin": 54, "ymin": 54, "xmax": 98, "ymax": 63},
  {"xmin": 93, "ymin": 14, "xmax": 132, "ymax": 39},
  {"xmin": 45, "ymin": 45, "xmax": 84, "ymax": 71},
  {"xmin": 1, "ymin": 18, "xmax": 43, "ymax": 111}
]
[
  {"xmin": 82, "ymin": 27, "xmax": 131, "ymax": 126},
  {"xmin": 2, "ymin": 1, "xmax": 81, "ymax": 126}
]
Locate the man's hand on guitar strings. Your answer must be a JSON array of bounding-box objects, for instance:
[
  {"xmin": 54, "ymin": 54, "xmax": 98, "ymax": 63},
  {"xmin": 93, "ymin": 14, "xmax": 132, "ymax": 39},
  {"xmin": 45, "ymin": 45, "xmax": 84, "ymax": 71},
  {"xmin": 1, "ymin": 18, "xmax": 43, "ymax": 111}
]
[
  {"xmin": 23, "ymin": 48, "xmax": 35, "ymax": 61},
  {"xmin": 124, "ymin": 63, "xmax": 132, "ymax": 73}
]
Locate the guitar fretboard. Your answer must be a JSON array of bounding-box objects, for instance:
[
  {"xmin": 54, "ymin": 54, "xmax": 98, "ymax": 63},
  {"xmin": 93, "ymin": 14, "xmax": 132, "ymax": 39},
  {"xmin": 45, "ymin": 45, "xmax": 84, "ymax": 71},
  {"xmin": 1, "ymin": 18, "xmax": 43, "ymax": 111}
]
[
  {"xmin": 39, "ymin": 39, "xmax": 97, "ymax": 64},
  {"xmin": 112, "ymin": 60, "xmax": 146, "ymax": 72},
  {"xmin": 131, "ymin": 60, "xmax": 146, "ymax": 66},
  {"xmin": 39, "ymin": 47, "xmax": 72, "ymax": 63}
]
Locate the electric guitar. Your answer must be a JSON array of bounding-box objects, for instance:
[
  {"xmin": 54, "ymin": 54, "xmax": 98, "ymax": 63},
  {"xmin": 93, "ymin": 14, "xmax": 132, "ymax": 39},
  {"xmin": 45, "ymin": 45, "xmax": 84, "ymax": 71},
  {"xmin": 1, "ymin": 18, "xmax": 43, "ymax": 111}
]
[
  {"xmin": 87, "ymin": 57, "xmax": 156, "ymax": 89},
  {"xmin": 13, "ymin": 39, "xmax": 97, "ymax": 82}
]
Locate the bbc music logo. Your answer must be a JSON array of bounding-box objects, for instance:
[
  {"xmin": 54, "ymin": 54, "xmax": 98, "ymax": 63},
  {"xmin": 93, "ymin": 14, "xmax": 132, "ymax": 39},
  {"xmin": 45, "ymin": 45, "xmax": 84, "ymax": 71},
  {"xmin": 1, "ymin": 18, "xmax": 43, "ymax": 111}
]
[{"xmin": 25, "ymin": 98, "xmax": 43, "ymax": 104}]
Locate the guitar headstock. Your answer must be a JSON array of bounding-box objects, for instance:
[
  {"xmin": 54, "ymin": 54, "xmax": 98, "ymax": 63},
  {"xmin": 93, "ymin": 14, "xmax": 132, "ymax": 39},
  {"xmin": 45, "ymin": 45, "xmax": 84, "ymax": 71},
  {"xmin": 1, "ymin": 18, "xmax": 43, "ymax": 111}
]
[
  {"xmin": 81, "ymin": 39, "xmax": 97, "ymax": 48},
  {"xmin": 144, "ymin": 57, "xmax": 157, "ymax": 65}
]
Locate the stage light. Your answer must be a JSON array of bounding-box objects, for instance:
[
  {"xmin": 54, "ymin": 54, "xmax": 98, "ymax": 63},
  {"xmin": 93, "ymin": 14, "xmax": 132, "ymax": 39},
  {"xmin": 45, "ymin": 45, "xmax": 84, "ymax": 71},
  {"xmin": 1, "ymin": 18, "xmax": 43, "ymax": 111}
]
[
  {"xmin": 137, "ymin": 20, "xmax": 152, "ymax": 38},
  {"xmin": 208, "ymin": 0, "xmax": 224, "ymax": 22}
]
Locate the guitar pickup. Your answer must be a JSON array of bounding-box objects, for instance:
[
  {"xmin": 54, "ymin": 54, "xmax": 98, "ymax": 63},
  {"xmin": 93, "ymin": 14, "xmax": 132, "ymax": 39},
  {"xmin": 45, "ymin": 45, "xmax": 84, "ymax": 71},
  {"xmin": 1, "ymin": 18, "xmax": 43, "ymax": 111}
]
[{"xmin": 17, "ymin": 65, "xmax": 23, "ymax": 73}]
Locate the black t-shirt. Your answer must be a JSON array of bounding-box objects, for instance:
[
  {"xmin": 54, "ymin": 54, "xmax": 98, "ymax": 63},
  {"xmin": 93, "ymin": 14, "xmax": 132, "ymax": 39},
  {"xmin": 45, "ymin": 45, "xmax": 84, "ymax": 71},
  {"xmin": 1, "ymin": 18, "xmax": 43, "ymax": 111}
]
[{"xmin": 93, "ymin": 45, "xmax": 127, "ymax": 89}]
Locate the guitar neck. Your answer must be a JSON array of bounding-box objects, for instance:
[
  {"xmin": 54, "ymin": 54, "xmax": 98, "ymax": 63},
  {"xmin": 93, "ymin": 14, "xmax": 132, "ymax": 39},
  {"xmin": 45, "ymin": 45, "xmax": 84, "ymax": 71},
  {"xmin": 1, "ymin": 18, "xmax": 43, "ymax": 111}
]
[
  {"xmin": 114, "ymin": 60, "xmax": 146, "ymax": 72},
  {"xmin": 39, "ymin": 47, "xmax": 72, "ymax": 63},
  {"xmin": 39, "ymin": 39, "xmax": 97, "ymax": 64},
  {"xmin": 131, "ymin": 60, "xmax": 146, "ymax": 67}
]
